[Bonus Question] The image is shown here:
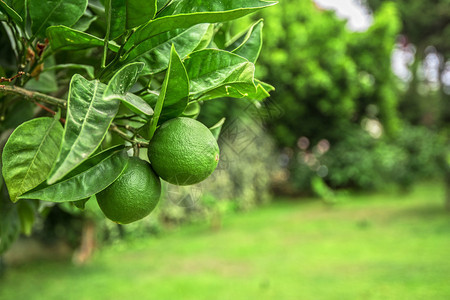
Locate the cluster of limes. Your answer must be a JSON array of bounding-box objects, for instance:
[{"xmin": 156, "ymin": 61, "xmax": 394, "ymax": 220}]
[{"xmin": 96, "ymin": 117, "xmax": 220, "ymax": 224}]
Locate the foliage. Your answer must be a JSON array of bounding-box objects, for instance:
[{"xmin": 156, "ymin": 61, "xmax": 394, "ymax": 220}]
[
  {"xmin": 287, "ymin": 124, "xmax": 445, "ymax": 192},
  {"xmin": 365, "ymin": 0, "xmax": 450, "ymax": 205},
  {"xmin": 253, "ymin": 1, "xmax": 401, "ymax": 147},
  {"xmin": 0, "ymin": 0, "xmax": 276, "ymax": 254},
  {"xmin": 365, "ymin": 0, "xmax": 450, "ymax": 57}
]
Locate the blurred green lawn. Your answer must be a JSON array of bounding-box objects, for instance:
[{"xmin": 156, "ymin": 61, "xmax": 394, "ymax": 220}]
[{"xmin": 1, "ymin": 182, "xmax": 449, "ymax": 300}]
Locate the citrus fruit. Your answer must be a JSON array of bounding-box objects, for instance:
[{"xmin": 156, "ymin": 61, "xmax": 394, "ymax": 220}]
[
  {"xmin": 148, "ymin": 117, "xmax": 220, "ymax": 185},
  {"xmin": 96, "ymin": 157, "xmax": 161, "ymax": 224}
]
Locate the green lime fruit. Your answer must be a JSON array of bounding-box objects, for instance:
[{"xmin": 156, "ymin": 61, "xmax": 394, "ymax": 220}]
[
  {"xmin": 148, "ymin": 117, "xmax": 220, "ymax": 185},
  {"xmin": 96, "ymin": 157, "xmax": 161, "ymax": 224}
]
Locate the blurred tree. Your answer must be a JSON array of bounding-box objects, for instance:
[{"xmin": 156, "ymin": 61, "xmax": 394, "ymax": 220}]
[
  {"xmin": 365, "ymin": 0, "xmax": 450, "ymax": 57},
  {"xmin": 248, "ymin": 0, "xmax": 409, "ymax": 191},
  {"xmin": 254, "ymin": 0, "xmax": 401, "ymax": 147},
  {"xmin": 364, "ymin": 0, "xmax": 450, "ymax": 206}
]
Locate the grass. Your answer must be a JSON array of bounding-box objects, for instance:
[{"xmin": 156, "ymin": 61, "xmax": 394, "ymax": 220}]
[{"xmin": 1, "ymin": 182, "xmax": 449, "ymax": 300}]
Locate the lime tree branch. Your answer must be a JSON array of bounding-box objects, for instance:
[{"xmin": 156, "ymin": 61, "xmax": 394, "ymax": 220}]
[{"xmin": 0, "ymin": 84, "xmax": 67, "ymax": 108}]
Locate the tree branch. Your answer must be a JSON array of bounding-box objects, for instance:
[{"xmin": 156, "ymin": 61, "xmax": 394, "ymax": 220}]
[{"xmin": 0, "ymin": 84, "xmax": 67, "ymax": 108}]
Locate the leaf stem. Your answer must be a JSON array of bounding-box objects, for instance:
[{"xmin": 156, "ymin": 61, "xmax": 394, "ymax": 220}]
[
  {"xmin": 0, "ymin": 84, "xmax": 67, "ymax": 108},
  {"xmin": 101, "ymin": 0, "xmax": 112, "ymax": 69}
]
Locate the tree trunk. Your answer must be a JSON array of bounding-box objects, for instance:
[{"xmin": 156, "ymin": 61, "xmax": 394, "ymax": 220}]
[{"xmin": 73, "ymin": 219, "xmax": 96, "ymax": 265}]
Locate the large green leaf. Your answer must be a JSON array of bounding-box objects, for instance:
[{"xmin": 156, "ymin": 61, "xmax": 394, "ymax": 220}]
[
  {"xmin": 156, "ymin": 0, "xmax": 170, "ymax": 12},
  {"xmin": 0, "ymin": 0, "xmax": 23, "ymax": 25},
  {"xmin": 148, "ymin": 45, "xmax": 189, "ymax": 138},
  {"xmin": 47, "ymin": 74, "xmax": 120, "ymax": 184},
  {"xmin": 159, "ymin": 45, "xmax": 189, "ymax": 121},
  {"xmin": 195, "ymin": 79, "xmax": 274, "ymax": 102},
  {"xmin": 29, "ymin": 0, "xmax": 88, "ymax": 38},
  {"xmin": 2, "ymin": 117, "xmax": 63, "ymax": 202},
  {"xmin": 41, "ymin": 64, "xmax": 95, "ymax": 79},
  {"xmin": 126, "ymin": 0, "xmax": 157, "ymax": 29},
  {"xmin": 228, "ymin": 19, "xmax": 264, "ymax": 63},
  {"xmin": 125, "ymin": 24, "xmax": 211, "ymax": 75},
  {"xmin": 47, "ymin": 25, "xmax": 120, "ymax": 52},
  {"xmin": 181, "ymin": 102, "xmax": 200, "ymax": 118},
  {"xmin": 106, "ymin": 0, "xmax": 126, "ymax": 40},
  {"xmin": 72, "ymin": 10, "xmax": 98, "ymax": 31},
  {"xmin": 106, "ymin": 0, "xmax": 157, "ymax": 40},
  {"xmin": 103, "ymin": 62, "xmax": 153, "ymax": 115},
  {"xmin": 20, "ymin": 150, "xmax": 129, "ymax": 202},
  {"xmin": 61, "ymin": 144, "xmax": 125, "ymax": 179},
  {"xmin": 2, "ymin": 0, "xmax": 25, "ymax": 19},
  {"xmin": 184, "ymin": 49, "xmax": 256, "ymax": 101},
  {"xmin": 124, "ymin": 0, "xmax": 277, "ymax": 51},
  {"xmin": 194, "ymin": 82, "xmax": 257, "ymax": 102}
]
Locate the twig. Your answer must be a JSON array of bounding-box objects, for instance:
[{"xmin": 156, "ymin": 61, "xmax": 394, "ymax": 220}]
[
  {"xmin": 35, "ymin": 101, "xmax": 56, "ymax": 115},
  {"xmin": 110, "ymin": 124, "xmax": 149, "ymax": 147},
  {"xmin": 34, "ymin": 102, "xmax": 66, "ymax": 124},
  {"xmin": 0, "ymin": 71, "xmax": 25, "ymax": 83},
  {"xmin": 0, "ymin": 84, "xmax": 67, "ymax": 108}
]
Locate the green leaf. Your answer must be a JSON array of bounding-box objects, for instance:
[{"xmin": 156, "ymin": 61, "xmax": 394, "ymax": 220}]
[
  {"xmin": 181, "ymin": 101, "xmax": 200, "ymax": 118},
  {"xmin": 184, "ymin": 49, "xmax": 256, "ymax": 101},
  {"xmin": 104, "ymin": 62, "xmax": 144, "ymax": 96},
  {"xmin": 47, "ymin": 25, "xmax": 120, "ymax": 52},
  {"xmin": 29, "ymin": 0, "xmax": 88, "ymax": 38},
  {"xmin": 159, "ymin": 45, "xmax": 189, "ymax": 121},
  {"xmin": 0, "ymin": 11, "xmax": 7, "ymax": 22},
  {"xmin": 0, "ymin": 0, "xmax": 23, "ymax": 25},
  {"xmin": 2, "ymin": 117, "xmax": 63, "ymax": 202},
  {"xmin": 21, "ymin": 150, "xmax": 129, "ymax": 202},
  {"xmin": 103, "ymin": 62, "xmax": 153, "ymax": 116},
  {"xmin": 106, "ymin": 0, "xmax": 126, "ymax": 40},
  {"xmin": 209, "ymin": 117, "xmax": 226, "ymax": 140},
  {"xmin": 73, "ymin": 197, "xmax": 90, "ymax": 210},
  {"xmin": 141, "ymin": 90, "xmax": 159, "ymax": 106},
  {"xmin": 2, "ymin": 0, "xmax": 25, "ymax": 19},
  {"xmin": 157, "ymin": 0, "xmax": 169, "ymax": 12},
  {"xmin": 148, "ymin": 45, "xmax": 189, "ymax": 138},
  {"xmin": 126, "ymin": 0, "xmax": 157, "ymax": 29},
  {"xmin": 47, "ymin": 74, "xmax": 120, "ymax": 184},
  {"xmin": 41, "ymin": 64, "xmax": 95, "ymax": 79},
  {"xmin": 119, "ymin": 93, "xmax": 154, "ymax": 116},
  {"xmin": 61, "ymin": 144, "xmax": 125, "ymax": 179},
  {"xmin": 251, "ymin": 79, "xmax": 275, "ymax": 101},
  {"xmin": 196, "ymin": 82, "xmax": 258, "ymax": 102},
  {"xmin": 125, "ymin": 0, "xmax": 277, "ymax": 51},
  {"xmin": 72, "ymin": 10, "xmax": 97, "ymax": 31},
  {"xmin": 125, "ymin": 24, "xmax": 211, "ymax": 75},
  {"xmin": 228, "ymin": 19, "xmax": 264, "ymax": 63},
  {"xmin": 24, "ymin": 71, "xmax": 58, "ymax": 93},
  {"xmin": 106, "ymin": 0, "xmax": 157, "ymax": 40}
]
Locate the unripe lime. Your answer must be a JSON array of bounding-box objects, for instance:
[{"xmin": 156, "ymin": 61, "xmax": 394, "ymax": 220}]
[
  {"xmin": 96, "ymin": 157, "xmax": 161, "ymax": 224},
  {"xmin": 148, "ymin": 117, "xmax": 220, "ymax": 185}
]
